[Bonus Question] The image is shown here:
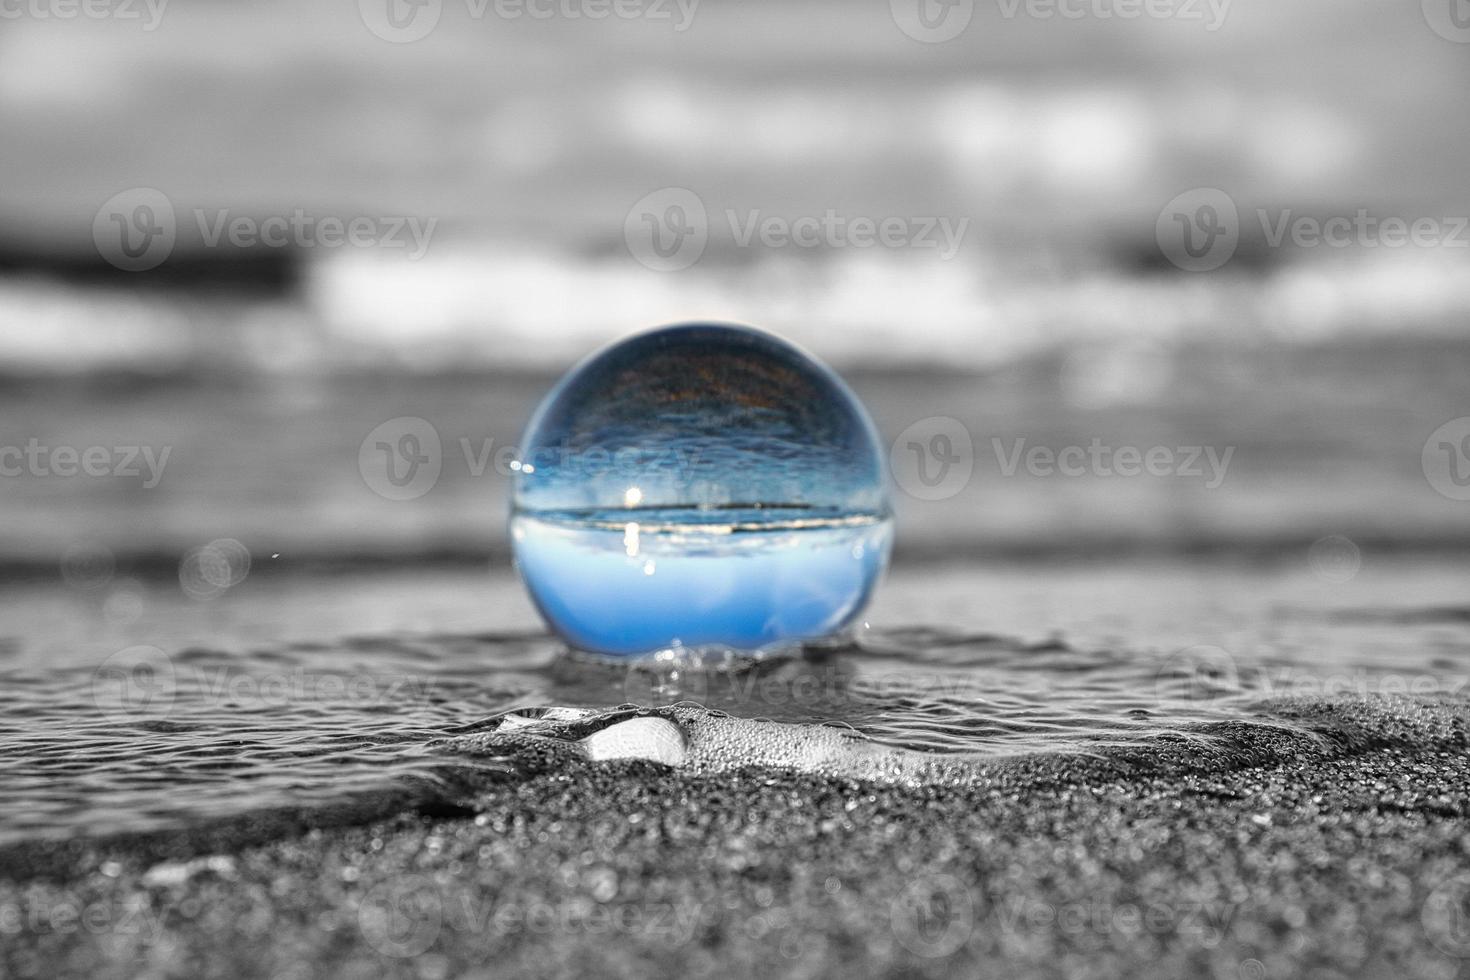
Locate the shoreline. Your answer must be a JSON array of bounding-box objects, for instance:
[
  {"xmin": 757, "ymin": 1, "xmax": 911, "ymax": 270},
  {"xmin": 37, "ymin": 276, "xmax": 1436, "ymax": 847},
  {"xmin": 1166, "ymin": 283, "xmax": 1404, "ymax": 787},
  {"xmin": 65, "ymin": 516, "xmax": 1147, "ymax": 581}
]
[{"xmin": 3, "ymin": 694, "xmax": 1468, "ymax": 977}]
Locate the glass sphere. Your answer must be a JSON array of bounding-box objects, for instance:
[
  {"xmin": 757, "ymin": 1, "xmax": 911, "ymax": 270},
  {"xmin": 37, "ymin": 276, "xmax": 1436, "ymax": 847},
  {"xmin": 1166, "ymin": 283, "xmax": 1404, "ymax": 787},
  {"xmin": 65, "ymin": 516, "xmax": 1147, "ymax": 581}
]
[{"xmin": 510, "ymin": 322, "xmax": 892, "ymax": 658}]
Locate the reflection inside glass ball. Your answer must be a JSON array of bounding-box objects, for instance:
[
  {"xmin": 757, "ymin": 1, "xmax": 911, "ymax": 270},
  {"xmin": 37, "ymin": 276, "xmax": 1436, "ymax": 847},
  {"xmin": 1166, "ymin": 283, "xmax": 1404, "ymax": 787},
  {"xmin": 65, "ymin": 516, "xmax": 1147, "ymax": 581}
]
[{"xmin": 511, "ymin": 322, "xmax": 892, "ymax": 658}]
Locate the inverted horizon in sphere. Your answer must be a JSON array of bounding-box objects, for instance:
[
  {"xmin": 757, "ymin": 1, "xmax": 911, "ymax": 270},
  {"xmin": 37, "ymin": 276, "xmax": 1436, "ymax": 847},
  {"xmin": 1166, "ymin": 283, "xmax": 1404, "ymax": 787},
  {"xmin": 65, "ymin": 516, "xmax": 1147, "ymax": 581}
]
[{"xmin": 511, "ymin": 322, "xmax": 893, "ymax": 658}]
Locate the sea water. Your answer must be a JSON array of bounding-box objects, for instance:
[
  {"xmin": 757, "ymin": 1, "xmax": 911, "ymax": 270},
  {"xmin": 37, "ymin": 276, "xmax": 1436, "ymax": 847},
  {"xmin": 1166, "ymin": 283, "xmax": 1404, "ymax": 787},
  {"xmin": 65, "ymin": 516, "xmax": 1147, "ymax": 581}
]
[
  {"xmin": 510, "ymin": 323, "xmax": 893, "ymax": 658},
  {"xmin": 2, "ymin": 556, "xmax": 1465, "ymax": 844}
]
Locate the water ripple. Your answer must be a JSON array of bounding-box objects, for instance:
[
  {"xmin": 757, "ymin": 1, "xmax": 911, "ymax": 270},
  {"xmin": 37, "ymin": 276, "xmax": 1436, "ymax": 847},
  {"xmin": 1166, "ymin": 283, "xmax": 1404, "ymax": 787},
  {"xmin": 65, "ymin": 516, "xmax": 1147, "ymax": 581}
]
[{"xmin": 0, "ymin": 619, "xmax": 1463, "ymax": 848}]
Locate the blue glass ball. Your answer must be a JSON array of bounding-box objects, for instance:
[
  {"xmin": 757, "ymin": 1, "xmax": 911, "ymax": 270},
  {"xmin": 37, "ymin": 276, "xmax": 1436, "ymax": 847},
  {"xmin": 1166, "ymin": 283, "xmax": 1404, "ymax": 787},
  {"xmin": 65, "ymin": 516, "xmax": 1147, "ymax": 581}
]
[{"xmin": 510, "ymin": 323, "xmax": 892, "ymax": 658}]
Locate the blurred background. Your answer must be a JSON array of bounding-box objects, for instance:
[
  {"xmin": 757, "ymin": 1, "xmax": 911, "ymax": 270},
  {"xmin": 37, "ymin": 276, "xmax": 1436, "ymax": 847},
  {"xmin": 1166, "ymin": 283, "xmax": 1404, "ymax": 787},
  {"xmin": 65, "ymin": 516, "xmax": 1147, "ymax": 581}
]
[{"xmin": 1, "ymin": 0, "xmax": 1468, "ymax": 602}]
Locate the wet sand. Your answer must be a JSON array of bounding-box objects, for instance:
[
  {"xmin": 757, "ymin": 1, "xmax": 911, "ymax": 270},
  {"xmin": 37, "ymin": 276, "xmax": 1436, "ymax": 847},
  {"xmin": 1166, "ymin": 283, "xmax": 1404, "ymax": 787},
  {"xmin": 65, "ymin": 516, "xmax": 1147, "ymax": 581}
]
[{"xmin": 3, "ymin": 693, "xmax": 1469, "ymax": 979}]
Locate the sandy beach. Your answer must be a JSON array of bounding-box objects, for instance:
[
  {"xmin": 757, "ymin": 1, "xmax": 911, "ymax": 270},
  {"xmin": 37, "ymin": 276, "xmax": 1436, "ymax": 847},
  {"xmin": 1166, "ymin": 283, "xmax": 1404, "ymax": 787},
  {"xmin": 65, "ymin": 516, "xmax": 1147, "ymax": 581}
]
[
  {"xmin": 1, "ymin": 350, "xmax": 1467, "ymax": 980},
  {"xmin": 4, "ymin": 689, "xmax": 1468, "ymax": 979}
]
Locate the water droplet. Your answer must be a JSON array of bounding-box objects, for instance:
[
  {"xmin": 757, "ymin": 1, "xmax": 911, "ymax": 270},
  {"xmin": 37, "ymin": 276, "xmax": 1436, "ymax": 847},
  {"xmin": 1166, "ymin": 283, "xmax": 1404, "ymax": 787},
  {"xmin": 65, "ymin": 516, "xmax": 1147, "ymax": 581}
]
[{"xmin": 511, "ymin": 323, "xmax": 892, "ymax": 658}]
